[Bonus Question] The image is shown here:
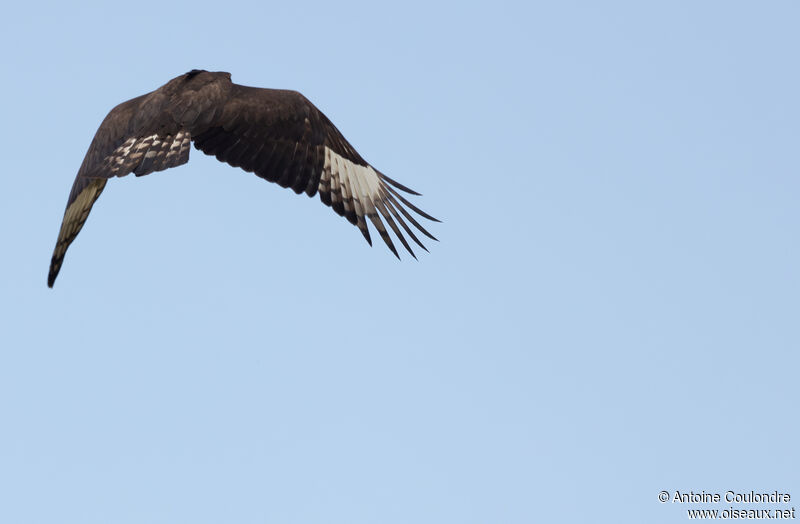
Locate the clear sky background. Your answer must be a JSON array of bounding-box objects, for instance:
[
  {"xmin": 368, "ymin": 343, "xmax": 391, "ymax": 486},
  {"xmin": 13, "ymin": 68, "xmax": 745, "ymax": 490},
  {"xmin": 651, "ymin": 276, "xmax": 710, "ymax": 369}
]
[{"xmin": 0, "ymin": 1, "xmax": 798, "ymax": 523}]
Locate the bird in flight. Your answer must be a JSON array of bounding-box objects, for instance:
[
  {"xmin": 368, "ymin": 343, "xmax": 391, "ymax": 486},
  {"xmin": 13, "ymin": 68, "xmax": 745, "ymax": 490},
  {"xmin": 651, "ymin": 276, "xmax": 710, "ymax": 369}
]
[{"xmin": 48, "ymin": 70, "xmax": 438, "ymax": 287}]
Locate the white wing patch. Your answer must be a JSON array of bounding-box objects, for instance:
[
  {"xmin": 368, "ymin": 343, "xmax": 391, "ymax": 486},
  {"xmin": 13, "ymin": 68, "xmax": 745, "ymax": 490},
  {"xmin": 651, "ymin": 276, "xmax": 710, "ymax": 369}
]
[
  {"xmin": 322, "ymin": 147, "xmax": 381, "ymax": 209},
  {"xmin": 318, "ymin": 146, "xmax": 437, "ymax": 258},
  {"xmin": 326, "ymin": 148, "xmax": 382, "ymax": 200}
]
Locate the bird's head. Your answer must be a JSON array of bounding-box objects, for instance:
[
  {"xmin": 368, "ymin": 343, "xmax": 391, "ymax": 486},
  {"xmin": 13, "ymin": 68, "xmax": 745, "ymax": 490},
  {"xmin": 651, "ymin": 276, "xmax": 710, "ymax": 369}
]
[{"xmin": 183, "ymin": 69, "xmax": 231, "ymax": 82}]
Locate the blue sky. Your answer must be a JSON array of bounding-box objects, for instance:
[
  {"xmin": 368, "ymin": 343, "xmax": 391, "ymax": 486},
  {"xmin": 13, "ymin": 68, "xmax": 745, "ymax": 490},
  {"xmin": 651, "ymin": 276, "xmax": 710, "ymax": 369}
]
[{"xmin": 1, "ymin": 1, "xmax": 798, "ymax": 522}]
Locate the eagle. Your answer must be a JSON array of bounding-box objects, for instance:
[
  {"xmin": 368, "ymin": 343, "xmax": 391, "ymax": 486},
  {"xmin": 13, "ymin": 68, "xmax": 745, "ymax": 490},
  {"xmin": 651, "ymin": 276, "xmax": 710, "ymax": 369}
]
[{"xmin": 48, "ymin": 70, "xmax": 438, "ymax": 287}]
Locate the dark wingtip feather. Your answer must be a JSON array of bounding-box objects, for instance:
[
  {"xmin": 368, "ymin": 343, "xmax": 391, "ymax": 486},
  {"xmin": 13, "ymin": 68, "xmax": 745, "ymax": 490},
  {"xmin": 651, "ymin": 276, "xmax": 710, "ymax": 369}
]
[
  {"xmin": 383, "ymin": 198, "xmax": 429, "ymax": 253},
  {"xmin": 377, "ymin": 171, "xmax": 422, "ymax": 196},
  {"xmin": 373, "ymin": 200, "xmax": 416, "ymax": 259},
  {"xmin": 366, "ymin": 214, "xmax": 400, "ymax": 259},
  {"xmin": 359, "ymin": 223, "xmax": 372, "ymax": 246},
  {"xmin": 383, "ymin": 191, "xmax": 439, "ymax": 242},
  {"xmin": 47, "ymin": 261, "xmax": 59, "ymax": 288},
  {"xmin": 383, "ymin": 184, "xmax": 440, "ymax": 222}
]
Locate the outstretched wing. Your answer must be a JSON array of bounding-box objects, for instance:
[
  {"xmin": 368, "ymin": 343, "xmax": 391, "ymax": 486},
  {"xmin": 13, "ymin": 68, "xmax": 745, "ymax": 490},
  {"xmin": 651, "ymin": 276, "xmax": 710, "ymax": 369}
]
[
  {"xmin": 49, "ymin": 71, "xmax": 439, "ymax": 287},
  {"xmin": 48, "ymin": 94, "xmax": 192, "ymax": 287},
  {"xmin": 190, "ymin": 84, "xmax": 439, "ymax": 258}
]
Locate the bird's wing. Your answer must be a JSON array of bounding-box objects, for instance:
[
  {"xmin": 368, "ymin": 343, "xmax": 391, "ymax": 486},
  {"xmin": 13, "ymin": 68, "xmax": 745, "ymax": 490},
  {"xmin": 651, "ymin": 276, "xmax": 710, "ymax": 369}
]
[
  {"xmin": 48, "ymin": 93, "xmax": 192, "ymax": 287},
  {"xmin": 190, "ymin": 84, "xmax": 438, "ymax": 258}
]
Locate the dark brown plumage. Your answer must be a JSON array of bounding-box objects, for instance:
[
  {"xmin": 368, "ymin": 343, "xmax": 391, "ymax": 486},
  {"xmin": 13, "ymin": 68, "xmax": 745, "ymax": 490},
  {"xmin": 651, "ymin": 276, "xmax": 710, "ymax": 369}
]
[{"xmin": 48, "ymin": 70, "xmax": 438, "ymax": 287}]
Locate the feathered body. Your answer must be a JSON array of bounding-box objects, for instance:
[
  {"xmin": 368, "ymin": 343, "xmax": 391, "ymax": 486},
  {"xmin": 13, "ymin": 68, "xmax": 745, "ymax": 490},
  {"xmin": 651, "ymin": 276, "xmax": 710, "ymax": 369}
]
[{"xmin": 48, "ymin": 70, "xmax": 437, "ymax": 287}]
